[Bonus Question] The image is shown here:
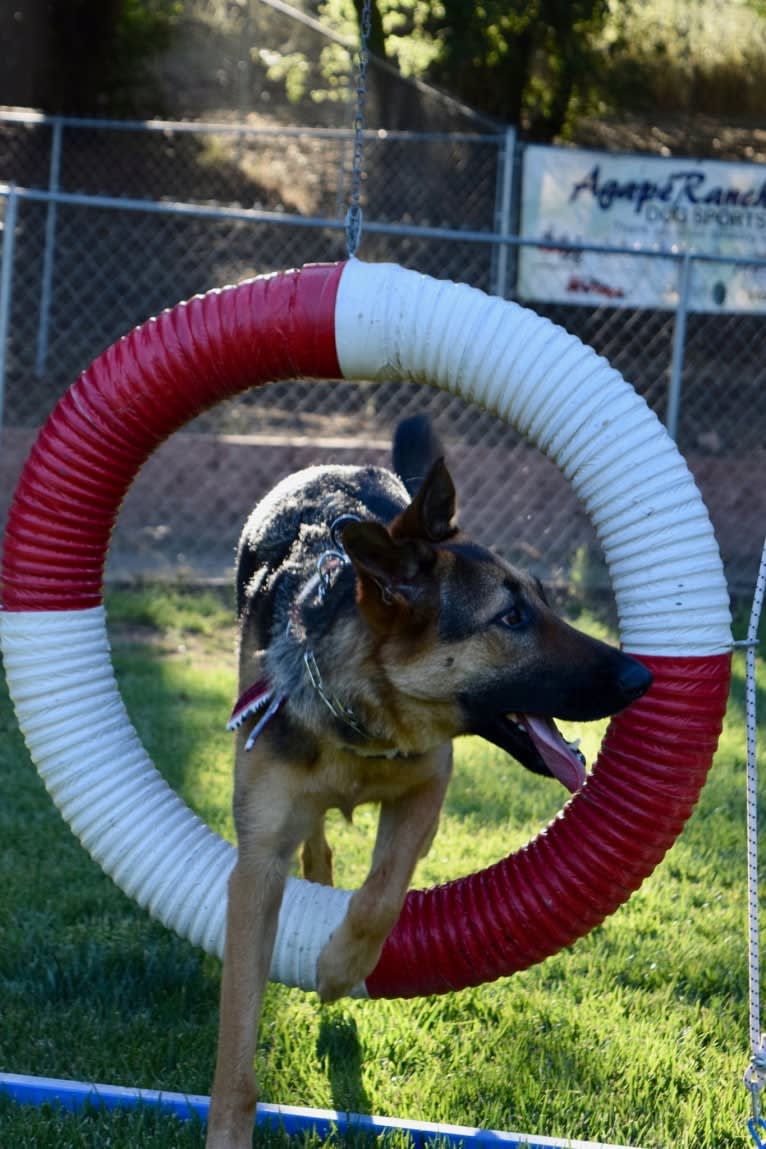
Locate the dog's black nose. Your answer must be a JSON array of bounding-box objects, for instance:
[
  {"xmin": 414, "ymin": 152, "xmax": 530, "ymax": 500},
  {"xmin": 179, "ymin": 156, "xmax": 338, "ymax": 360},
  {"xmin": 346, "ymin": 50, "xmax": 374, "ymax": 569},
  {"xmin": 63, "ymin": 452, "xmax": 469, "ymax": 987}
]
[{"xmin": 618, "ymin": 656, "xmax": 653, "ymax": 703}]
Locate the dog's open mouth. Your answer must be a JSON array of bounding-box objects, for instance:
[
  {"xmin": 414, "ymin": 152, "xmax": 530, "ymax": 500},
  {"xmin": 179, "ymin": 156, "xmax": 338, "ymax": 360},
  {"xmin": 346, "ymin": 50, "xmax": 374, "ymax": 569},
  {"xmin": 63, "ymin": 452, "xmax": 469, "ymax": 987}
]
[{"xmin": 469, "ymin": 712, "xmax": 587, "ymax": 793}]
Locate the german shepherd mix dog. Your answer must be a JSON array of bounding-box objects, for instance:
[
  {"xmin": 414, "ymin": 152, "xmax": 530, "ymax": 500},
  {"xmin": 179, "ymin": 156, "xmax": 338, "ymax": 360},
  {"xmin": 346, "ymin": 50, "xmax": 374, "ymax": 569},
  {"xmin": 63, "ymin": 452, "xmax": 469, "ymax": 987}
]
[{"xmin": 206, "ymin": 416, "xmax": 652, "ymax": 1148}]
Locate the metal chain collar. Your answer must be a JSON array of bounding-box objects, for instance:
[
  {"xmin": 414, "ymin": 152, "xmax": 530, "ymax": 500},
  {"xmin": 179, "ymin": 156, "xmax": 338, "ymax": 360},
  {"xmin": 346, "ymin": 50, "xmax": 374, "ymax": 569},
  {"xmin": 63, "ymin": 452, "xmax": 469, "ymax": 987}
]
[{"xmin": 292, "ymin": 514, "xmax": 369, "ymax": 739}]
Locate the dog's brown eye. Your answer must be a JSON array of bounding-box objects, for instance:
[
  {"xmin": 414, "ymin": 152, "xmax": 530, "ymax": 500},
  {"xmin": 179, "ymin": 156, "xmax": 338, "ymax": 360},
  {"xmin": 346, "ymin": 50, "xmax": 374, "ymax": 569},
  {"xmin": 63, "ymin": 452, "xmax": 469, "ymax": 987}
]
[{"xmin": 501, "ymin": 607, "xmax": 523, "ymax": 629}]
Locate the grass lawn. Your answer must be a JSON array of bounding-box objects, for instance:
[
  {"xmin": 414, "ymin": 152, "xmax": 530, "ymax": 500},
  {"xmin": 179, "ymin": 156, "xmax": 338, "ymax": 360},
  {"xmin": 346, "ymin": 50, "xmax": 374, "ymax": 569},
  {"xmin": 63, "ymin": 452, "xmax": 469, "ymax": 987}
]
[{"xmin": 0, "ymin": 584, "xmax": 763, "ymax": 1148}]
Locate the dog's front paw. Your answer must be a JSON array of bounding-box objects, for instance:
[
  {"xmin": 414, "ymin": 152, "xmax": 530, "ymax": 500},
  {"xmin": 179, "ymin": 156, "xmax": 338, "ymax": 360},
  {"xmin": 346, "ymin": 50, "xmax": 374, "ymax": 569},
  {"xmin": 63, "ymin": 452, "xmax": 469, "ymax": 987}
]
[
  {"xmin": 206, "ymin": 1130, "xmax": 253, "ymax": 1149},
  {"xmin": 206, "ymin": 1089, "xmax": 257, "ymax": 1149},
  {"xmin": 316, "ymin": 965, "xmax": 352, "ymax": 1003},
  {"xmin": 316, "ymin": 927, "xmax": 379, "ymax": 1003},
  {"xmin": 316, "ymin": 944, "xmax": 355, "ymax": 1003}
]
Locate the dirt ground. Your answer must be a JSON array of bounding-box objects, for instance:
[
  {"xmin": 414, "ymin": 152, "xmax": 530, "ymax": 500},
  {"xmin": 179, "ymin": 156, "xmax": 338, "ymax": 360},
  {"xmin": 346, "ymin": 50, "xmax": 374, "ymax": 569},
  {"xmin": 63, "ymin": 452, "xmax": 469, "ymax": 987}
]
[{"xmin": 1, "ymin": 425, "xmax": 762, "ymax": 601}]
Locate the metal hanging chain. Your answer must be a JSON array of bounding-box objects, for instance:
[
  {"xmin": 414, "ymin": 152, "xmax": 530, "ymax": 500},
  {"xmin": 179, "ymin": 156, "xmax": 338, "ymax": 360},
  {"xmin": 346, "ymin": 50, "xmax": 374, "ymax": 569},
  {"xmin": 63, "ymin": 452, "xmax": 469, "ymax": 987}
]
[
  {"xmin": 345, "ymin": 0, "xmax": 372, "ymax": 258},
  {"xmin": 742, "ymin": 536, "xmax": 766, "ymax": 1146}
]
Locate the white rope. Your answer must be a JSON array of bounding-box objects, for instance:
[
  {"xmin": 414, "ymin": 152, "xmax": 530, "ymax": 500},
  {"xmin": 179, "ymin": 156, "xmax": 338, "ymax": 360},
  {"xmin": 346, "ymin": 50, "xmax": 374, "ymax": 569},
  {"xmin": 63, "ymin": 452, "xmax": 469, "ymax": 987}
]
[{"xmin": 743, "ymin": 536, "xmax": 766, "ymax": 1144}]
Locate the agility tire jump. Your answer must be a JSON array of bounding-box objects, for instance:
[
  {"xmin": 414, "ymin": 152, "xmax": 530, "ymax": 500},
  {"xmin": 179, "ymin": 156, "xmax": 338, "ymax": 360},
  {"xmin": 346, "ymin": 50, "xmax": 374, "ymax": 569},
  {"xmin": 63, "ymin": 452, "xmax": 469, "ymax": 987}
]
[{"xmin": 0, "ymin": 260, "xmax": 732, "ymax": 998}]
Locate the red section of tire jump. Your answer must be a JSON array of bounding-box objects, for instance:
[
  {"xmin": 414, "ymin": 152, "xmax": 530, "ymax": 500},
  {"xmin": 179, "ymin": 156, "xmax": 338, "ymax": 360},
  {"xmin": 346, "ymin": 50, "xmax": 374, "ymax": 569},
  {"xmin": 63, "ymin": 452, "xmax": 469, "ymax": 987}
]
[
  {"xmin": 366, "ymin": 650, "xmax": 730, "ymax": 997},
  {"xmin": 1, "ymin": 263, "xmax": 344, "ymax": 611}
]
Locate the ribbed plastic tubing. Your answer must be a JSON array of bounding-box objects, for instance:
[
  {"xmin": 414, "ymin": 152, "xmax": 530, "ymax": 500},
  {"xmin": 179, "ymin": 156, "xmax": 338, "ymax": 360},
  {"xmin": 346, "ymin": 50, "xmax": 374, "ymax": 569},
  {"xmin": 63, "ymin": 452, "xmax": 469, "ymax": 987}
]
[{"xmin": 0, "ymin": 260, "xmax": 733, "ymax": 998}]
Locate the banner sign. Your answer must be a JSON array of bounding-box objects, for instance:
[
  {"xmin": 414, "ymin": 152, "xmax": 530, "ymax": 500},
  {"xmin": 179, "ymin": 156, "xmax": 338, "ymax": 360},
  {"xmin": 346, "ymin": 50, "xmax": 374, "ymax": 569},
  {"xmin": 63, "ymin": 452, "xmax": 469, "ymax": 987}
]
[{"xmin": 518, "ymin": 145, "xmax": 766, "ymax": 312}]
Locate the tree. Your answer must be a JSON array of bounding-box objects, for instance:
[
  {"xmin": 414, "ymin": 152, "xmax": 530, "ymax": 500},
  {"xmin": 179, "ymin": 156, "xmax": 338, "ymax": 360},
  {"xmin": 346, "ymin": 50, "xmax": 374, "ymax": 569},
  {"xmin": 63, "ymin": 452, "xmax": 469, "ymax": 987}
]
[
  {"xmin": 339, "ymin": 0, "xmax": 612, "ymax": 138},
  {"xmin": 427, "ymin": 0, "xmax": 611, "ymax": 137},
  {"xmin": 0, "ymin": 0, "xmax": 122, "ymax": 112},
  {"xmin": 46, "ymin": 0, "xmax": 125, "ymax": 114},
  {"xmin": 317, "ymin": 0, "xmax": 440, "ymax": 128},
  {"xmin": 0, "ymin": 0, "xmax": 179, "ymax": 116},
  {"xmin": 350, "ymin": 0, "xmax": 387, "ymax": 59}
]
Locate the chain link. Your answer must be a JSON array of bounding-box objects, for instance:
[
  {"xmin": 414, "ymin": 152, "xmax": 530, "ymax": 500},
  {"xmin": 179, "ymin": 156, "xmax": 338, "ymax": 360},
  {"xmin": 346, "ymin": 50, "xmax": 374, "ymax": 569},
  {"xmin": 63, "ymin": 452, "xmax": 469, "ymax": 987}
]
[{"xmin": 345, "ymin": 0, "xmax": 373, "ymax": 258}]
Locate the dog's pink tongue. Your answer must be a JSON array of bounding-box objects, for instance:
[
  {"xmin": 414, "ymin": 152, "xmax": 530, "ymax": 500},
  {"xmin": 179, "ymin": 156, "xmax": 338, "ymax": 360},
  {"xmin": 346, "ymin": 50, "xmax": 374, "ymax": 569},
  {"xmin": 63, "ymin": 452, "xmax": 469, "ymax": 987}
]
[{"xmin": 525, "ymin": 716, "xmax": 586, "ymax": 793}]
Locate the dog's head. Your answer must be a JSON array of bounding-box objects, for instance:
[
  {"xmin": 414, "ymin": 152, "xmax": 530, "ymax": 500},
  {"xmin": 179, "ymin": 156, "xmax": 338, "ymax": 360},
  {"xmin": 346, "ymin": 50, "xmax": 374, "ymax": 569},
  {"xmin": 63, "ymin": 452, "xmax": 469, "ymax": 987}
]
[{"xmin": 342, "ymin": 459, "xmax": 652, "ymax": 791}]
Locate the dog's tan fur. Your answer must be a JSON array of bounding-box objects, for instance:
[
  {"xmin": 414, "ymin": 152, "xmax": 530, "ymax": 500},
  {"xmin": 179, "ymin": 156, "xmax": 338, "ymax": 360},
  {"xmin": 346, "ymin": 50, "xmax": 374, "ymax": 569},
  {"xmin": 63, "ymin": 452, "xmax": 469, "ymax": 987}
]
[{"xmin": 205, "ymin": 420, "xmax": 651, "ymax": 1148}]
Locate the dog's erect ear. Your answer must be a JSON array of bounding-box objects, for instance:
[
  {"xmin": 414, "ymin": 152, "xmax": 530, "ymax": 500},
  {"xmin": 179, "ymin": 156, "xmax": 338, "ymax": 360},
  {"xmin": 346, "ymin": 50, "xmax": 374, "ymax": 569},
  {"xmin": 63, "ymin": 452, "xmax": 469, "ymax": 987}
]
[
  {"xmin": 391, "ymin": 458, "xmax": 458, "ymax": 543},
  {"xmin": 341, "ymin": 520, "xmax": 436, "ymax": 611}
]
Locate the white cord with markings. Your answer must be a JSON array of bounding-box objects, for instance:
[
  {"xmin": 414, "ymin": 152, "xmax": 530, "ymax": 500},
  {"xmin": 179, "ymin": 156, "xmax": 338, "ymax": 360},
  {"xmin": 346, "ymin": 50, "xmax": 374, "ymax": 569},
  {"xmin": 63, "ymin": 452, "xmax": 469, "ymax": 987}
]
[{"xmin": 743, "ymin": 537, "xmax": 766, "ymax": 1146}]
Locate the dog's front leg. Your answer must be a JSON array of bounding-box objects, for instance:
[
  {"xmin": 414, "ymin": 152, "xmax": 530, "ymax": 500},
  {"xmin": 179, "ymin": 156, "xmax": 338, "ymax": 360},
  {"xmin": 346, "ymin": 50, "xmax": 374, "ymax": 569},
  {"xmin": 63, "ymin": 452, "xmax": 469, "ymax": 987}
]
[
  {"xmin": 207, "ymin": 857, "xmax": 285, "ymax": 1148},
  {"xmin": 207, "ymin": 771, "xmax": 308, "ymax": 1149},
  {"xmin": 316, "ymin": 749, "xmax": 451, "ymax": 1003}
]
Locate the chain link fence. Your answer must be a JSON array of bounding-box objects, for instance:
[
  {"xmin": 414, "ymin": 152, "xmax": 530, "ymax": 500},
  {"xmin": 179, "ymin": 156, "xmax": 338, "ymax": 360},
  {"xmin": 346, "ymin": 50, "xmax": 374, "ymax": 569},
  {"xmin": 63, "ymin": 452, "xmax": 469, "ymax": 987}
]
[{"xmin": 1, "ymin": 115, "xmax": 763, "ymax": 602}]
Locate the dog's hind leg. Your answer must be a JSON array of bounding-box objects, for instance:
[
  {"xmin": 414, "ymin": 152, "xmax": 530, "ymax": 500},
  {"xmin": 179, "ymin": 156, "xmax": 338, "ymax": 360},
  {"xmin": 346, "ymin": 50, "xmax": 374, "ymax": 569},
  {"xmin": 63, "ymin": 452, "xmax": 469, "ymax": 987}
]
[
  {"xmin": 315, "ymin": 747, "xmax": 452, "ymax": 1003},
  {"xmin": 302, "ymin": 815, "xmax": 334, "ymax": 886}
]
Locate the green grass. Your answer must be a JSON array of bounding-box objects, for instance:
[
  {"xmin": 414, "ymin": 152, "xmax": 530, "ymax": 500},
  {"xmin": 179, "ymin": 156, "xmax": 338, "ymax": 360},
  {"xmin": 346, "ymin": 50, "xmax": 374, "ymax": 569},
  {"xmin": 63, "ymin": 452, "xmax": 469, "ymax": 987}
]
[{"xmin": 0, "ymin": 585, "xmax": 764, "ymax": 1148}]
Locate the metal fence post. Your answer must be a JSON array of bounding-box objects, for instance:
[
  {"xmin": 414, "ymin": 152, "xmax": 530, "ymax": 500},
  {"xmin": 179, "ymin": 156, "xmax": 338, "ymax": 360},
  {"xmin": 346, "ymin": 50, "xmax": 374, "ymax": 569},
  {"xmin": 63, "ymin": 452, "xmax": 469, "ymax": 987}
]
[
  {"xmin": 0, "ymin": 185, "xmax": 19, "ymax": 438},
  {"xmin": 666, "ymin": 252, "xmax": 692, "ymax": 441},
  {"xmin": 491, "ymin": 126, "xmax": 515, "ymax": 298},
  {"xmin": 35, "ymin": 116, "xmax": 64, "ymax": 379}
]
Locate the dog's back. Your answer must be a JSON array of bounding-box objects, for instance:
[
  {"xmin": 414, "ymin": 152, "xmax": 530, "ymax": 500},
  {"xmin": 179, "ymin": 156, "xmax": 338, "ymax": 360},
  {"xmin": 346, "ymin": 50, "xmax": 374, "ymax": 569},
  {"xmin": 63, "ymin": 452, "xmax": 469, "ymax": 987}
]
[{"xmin": 235, "ymin": 417, "xmax": 445, "ymax": 642}]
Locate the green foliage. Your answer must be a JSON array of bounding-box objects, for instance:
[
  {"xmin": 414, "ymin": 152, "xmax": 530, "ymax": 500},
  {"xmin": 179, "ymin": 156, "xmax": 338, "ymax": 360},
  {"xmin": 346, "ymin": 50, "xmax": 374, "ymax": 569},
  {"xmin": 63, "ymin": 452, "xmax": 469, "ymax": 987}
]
[
  {"xmin": 1, "ymin": 584, "xmax": 763, "ymax": 1147},
  {"xmin": 369, "ymin": 0, "xmax": 442, "ymax": 77},
  {"xmin": 426, "ymin": 0, "xmax": 610, "ymax": 136},
  {"xmin": 313, "ymin": 0, "xmax": 611, "ymax": 136},
  {"xmin": 262, "ymin": 1, "xmax": 442, "ymax": 108},
  {"xmin": 105, "ymin": 582, "xmax": 232, "ymax": 639},
  {"xmin": 304, "ymin": 0, "xmax": 766, "ymax": 138},
  {"xmin": 318, "ymin": 0, "xmax": 441, "ymax": 75},
  {"xmin": 117, "ymin": 0, "xmax": 182, "ymax": 58},
  {"xmin": 42, "ymin": 0, "xmax": 182, "ymax": 115},
  {"xmin": 258, "ymin": 48, "xmax": 315, "ymax": 106},
  {"xmin": 106, "ymin": 0, "xmax": 183, "ymax": 115},
  {"xmin": 599, "ymin": 0, "xmax": 766, "ymax": 119}
]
